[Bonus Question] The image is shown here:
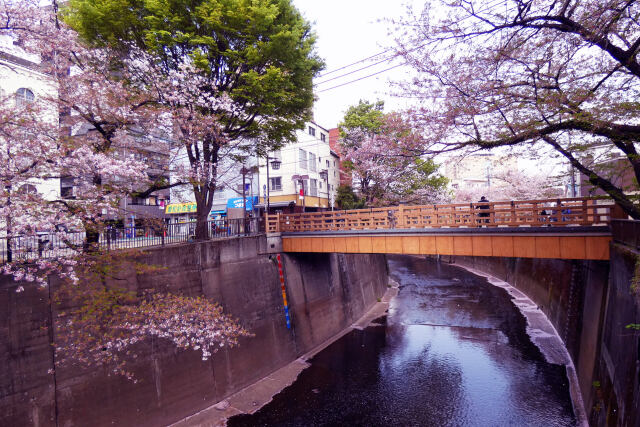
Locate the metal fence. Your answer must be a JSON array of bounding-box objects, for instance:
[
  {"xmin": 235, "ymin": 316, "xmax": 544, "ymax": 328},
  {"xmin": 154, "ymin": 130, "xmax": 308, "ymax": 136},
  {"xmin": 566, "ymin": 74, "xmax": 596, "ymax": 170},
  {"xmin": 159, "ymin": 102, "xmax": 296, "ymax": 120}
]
[{"xmin": 0, "ymin": 218, "xmax": 264, "ymax": 264}]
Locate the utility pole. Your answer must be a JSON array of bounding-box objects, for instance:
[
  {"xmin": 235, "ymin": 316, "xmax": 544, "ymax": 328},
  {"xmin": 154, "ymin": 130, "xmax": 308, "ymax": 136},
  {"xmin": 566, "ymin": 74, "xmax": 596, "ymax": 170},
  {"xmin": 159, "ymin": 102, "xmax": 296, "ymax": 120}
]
[
  {"xmin": 240, "ymin": 166, "xmax": 254, "ymax": 235},
  {"xmin": 266, "ymin": 156, "xmax": 270, "ymax": 215},
  {"xmin": 570, "ymin": 166, "xmax": 577, "ymax": 197},
  {"xmin": 242, "ymin": 167, "xmax": 247, "ymax": 233},
  {"xmin": 320, "ymin": 169, "xmax": 329, "ymax": 211},
  {"xmin": 5, "ymin": 184, "xmax": 11, "ymax": 263}
]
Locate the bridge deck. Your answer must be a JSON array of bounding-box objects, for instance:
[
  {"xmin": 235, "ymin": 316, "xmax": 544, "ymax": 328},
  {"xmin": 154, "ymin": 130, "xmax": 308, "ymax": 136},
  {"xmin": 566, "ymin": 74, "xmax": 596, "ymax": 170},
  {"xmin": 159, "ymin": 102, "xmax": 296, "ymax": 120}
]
[
  {"xmin": 269, "ymin": 197, "xmax": 618, "ymax": 260},
  {"xmin": 278, "ymin": 226, "xmax": 612, "ymax": 260}
]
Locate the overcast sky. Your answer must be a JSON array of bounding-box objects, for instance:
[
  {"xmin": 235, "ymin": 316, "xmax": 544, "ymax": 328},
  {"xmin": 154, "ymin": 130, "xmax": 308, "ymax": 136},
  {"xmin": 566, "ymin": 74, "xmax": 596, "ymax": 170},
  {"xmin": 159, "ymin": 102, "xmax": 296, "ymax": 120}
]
[{"xmin": 293, "ymin": 0, "xmax": 423, "ymax": 130}]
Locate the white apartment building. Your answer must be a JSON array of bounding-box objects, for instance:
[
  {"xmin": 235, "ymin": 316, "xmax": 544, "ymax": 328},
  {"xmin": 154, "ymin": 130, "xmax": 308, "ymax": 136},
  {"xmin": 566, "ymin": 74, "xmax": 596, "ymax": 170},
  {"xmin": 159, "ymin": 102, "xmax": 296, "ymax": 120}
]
[
  {"xmin": 257, "ymin": 122, "xmax": 340, "ymax": 213},
  {"xmin": 0, "ymin": 37, "xmax": 60, "ymax": 201}
]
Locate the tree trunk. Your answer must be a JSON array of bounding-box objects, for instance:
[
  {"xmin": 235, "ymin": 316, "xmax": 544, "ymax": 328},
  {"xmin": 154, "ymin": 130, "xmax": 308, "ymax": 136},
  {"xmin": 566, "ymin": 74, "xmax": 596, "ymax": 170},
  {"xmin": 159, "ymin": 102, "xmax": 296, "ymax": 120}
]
[
  {"xmin": 83, "ymin": 224, "xmax": 100, "ymax": 253},
  {"xmin": 194, "ymin": 205, "xmax": 209, "ymax": 240}
]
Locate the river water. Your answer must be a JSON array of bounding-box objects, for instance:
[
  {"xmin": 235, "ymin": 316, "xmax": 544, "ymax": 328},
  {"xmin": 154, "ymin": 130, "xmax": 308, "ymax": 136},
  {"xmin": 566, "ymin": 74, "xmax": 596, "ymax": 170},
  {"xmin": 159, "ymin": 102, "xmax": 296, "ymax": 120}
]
[{"xmin": 228, "ymin": 255, "xmax": 576, "ymax": 426}]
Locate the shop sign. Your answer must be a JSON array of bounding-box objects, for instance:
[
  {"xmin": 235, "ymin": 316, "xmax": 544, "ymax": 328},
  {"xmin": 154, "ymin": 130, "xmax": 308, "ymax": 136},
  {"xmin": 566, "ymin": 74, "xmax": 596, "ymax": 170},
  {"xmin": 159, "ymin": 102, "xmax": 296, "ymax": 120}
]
[
  {"xmin": 165, "ymin": 202, "xmax": 197, "ymax": 214},
  {"xmin": 226, "ymin": 197, "xmax": 257, "ymax": 211}
]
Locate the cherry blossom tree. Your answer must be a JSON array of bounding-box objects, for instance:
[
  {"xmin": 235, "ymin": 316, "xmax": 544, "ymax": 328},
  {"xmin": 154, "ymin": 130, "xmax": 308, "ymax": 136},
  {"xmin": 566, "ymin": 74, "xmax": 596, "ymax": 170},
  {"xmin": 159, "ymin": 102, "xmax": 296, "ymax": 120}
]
[
  {"xmin": 0, "ymin": 0, "xmax": 252, "ymax": 378},
  {"xmin": 339, "ymin": 101, "xmax": 448, "ymax": 206},
  {"xmin": 394, "ymin": 0, "xmax": 640, "ymax": 218},
  {"xmin": 65, "ymin": 0, "xmax": 324, "ymax": 239},
  {"xmin": 451, "ymin": 169, "xmax": 563, "ymax": 203},
  {"xmin": 1, "ymin": 0, "xmax": 154, "ymax": 281}
]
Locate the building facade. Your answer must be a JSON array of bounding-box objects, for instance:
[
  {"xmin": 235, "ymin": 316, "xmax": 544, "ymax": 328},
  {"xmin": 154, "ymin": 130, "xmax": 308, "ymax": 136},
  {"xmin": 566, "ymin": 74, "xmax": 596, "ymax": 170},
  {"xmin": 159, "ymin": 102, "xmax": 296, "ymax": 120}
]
[
  {"xmin": 257, "ymin": 122, "xmax": 339, "ymax": 213},
  {"xmin": 328, "ymin": 127, "xmax": 352, "ymax": 187},
  {"xmin": 0, "ymin": 41, "xmax": 60, "ymax": 201},
  {"xmin": 1, "ymin": 36, "xmax": 173, "ymax": 228},
  {"xmin": 167, "ymin": 144, "xmax": 260, "ymax": 223}
]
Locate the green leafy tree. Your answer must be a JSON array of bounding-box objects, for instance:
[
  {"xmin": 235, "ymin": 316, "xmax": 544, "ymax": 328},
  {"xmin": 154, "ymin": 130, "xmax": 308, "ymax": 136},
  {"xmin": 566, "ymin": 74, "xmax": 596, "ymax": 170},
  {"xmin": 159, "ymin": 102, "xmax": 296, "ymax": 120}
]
[
  {"xmin": 64, "ymin": 0, "xmax": 324, "ymax": 238},
  {"xmin": 335, "ymin": 185, "xmax": 366, "ymax": 210}
]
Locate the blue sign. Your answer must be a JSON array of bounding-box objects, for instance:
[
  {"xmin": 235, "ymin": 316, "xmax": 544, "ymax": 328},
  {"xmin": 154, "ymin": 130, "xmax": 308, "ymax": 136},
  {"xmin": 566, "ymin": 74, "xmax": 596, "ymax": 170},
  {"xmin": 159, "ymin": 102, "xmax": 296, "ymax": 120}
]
[{"xmin": 226, "ymin": 196, "xmax": 257, "ymax": 211}]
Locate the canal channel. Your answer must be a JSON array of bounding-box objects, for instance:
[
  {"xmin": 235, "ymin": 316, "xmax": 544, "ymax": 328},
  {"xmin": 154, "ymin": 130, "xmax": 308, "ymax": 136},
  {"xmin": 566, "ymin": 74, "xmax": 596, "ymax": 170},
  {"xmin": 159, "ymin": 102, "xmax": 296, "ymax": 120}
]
[{"xmin": 228, "ymin": 255, "xmax": 576, "ymax": 426}]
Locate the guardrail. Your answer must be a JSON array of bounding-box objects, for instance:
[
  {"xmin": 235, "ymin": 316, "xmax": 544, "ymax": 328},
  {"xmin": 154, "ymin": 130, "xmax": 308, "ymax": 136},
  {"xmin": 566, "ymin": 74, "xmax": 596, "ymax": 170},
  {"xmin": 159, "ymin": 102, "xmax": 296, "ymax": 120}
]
[
  {"xmin": 267, "ymin": 197, "xmax": 620, "ymax": 233},
  {"xmin": 1, "ymin": 218, "xmax": 264, "ymax": 264}
]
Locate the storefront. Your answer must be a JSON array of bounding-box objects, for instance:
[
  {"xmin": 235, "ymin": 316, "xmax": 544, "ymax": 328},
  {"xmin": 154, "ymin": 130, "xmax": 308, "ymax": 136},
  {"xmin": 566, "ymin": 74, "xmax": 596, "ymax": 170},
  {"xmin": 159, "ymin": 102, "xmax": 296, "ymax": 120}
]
[{"xmin": 165, "ymin": 202, "xmax": 197, "ymax": 223}]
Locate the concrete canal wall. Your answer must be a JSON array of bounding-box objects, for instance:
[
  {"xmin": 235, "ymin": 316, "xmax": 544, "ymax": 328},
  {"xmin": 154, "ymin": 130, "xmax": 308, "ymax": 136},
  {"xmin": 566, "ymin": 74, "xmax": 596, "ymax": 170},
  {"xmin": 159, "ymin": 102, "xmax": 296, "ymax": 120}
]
[
  {"xmin": 0, "ymin": 236, "xmax": 388, "ymax": 427},
  {"xmin": 452, "ymin": 220, "xmax": 640, "ymax": 426}
]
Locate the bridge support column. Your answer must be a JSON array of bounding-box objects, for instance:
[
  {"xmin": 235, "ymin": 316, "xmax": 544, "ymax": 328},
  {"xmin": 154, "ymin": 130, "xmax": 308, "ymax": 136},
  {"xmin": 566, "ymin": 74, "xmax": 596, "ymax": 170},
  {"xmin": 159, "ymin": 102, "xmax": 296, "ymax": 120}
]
[{"xmin": 260, "ymin": 233, "xmax": 283, "ymax": 254}]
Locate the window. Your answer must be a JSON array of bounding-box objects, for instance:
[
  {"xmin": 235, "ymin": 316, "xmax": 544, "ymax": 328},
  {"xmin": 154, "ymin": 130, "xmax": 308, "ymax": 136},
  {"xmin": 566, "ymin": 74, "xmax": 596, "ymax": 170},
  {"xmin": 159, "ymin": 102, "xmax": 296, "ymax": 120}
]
[
  {"xmin": 134, "ymin": 152, "xmax": 148, "ymax": 162},
  {"xmin": 308, "ymin": 126, "xmax": 315, "ymax": 136},
  {"xmin": 214, "ymin": 185, "xmax": 225, "ymax": 198},
  {"xmin": 309, "ymin": 178, "xmax": 317, "ymax": 196},
  {"xmin": 309, "ymin": 152, "xmax": 316, "ymax": 172},
  {"xmin": 270, "ymin": 177, "xmax": 282, "ymax": 191},
  {"xmin": 236, "ymin": 183, "xmax": 251, "ymax": 194},
  {"xmin": 320, "ymin": 133, "xmax": 326, "ymax": 142},
  {"xmin": 326, "ymin": 159, "xmax": 330, "ymax": 168},
  {"xmin": 16, "ymin": 88, "xmax": 34, "ymax": 106},
  {"xmin": 299, "ymin": 149, "xmax": 307, "ymax": 169},
  {"xmin": 19, "ymin": 184, "xmax": 37, "ymax": 194},
  {"xmin": 319, "ymin": 181, "xmax": 323, "ymax": 189},
  {"xmin": 61, "ymin": 186, "xmax": 75, "ymax": 199}
]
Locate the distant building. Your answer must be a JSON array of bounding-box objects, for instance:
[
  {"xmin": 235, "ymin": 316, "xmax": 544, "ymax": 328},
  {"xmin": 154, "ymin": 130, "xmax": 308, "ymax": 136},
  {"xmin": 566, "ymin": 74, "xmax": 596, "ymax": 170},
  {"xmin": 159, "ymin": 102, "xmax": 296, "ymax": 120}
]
[
  {"xmin": 257, "ymin": 122, "xmax": 339, "ymax": 213},
  {"xmin": 0, "ymin": 41, "xmax": 60, "ymax": 201},
  {"xmin": 1, "ymin": 35, "xmax": 173, "ymax": 228},
  {"xmin": 443, "ymin": 153, "xmax": 517, "ymax": 191},
  {"xmin": 580, "ymin": 156, "xmax": 636, "ymax": 197},
  {"xmin": 328, "ymin": 128, "xmax": 352, "ymax": 187},
  {"xmin": 168, "ymin": 143, "xmax": 260, "ymax": 223}
]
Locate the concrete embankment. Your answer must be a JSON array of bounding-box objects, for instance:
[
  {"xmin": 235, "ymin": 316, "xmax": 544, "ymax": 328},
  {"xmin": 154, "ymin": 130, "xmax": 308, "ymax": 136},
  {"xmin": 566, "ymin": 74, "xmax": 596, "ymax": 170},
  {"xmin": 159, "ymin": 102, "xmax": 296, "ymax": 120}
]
[
  {"xmin": 450, "ymin": 220, "xmax": 640, "ymax": 426},
  {"xmin": 0, "ymin": 236, "xmax": 388, "ymax": 427}
]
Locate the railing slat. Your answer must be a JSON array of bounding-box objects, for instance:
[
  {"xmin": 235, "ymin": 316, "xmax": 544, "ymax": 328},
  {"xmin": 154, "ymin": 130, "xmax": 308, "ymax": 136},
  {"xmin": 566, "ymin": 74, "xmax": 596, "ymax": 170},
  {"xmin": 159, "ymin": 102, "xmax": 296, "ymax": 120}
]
[{"xmin": 273, "ymin": 197, "xmax": 616, "ymax": 232}]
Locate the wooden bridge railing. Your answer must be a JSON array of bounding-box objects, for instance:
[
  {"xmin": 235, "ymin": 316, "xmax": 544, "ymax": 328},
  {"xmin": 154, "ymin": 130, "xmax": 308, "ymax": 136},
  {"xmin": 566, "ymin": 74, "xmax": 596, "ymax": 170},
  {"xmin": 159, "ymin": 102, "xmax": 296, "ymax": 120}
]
[{"xmin": 266, "ymin": 197, "xmax": 620, "ymax": 233}]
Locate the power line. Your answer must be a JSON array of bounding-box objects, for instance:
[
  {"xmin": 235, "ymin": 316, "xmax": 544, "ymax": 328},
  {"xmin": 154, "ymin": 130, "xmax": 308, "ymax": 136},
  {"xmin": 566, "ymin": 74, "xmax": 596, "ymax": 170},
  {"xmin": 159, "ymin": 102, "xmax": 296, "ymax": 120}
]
[
  {"xmin": 314, "ymin": 54, "xmax": 400, "ymax": 86},
  {"xmin": 312, "ymin": 2, "xmax": 514, "ymax": 94},
  {"xmin": 169, "ymin": 134, "xmax": 336, "ymax": 163},
  {"xmin": 316, "ymin": 63, "xmax": 406, "ymax": 93},
  {"xmin": 316, "ymin": 49, "xmax": 393, "ymax": 79}
]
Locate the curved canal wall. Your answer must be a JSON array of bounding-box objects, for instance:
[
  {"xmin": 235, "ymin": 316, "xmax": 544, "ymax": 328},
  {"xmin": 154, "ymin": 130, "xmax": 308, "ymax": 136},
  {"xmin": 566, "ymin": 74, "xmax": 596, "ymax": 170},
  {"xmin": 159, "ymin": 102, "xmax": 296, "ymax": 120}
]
[
  {"xmin": 451, "ymin": 220, "xmax": 640, "ymax": 426},
  {"xmin": 0, "ymin": 236, "xmax": 388, "ymax": 427}
]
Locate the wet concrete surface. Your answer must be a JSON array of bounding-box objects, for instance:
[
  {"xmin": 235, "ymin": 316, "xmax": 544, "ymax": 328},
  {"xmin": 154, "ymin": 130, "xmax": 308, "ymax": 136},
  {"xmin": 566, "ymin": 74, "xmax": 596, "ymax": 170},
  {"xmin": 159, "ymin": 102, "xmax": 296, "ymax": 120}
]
[{"xmin": 228, "ymin": 256, "xmax": 576, "ymax": 426}]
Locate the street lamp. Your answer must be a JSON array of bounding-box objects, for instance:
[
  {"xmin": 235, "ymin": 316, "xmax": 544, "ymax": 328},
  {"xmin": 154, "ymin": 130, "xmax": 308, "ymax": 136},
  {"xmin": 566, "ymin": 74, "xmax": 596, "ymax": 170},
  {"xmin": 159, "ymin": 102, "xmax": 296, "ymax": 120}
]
[{"xmin": 265, "ymin": 156, "xmax": 281, "ymax": 215}]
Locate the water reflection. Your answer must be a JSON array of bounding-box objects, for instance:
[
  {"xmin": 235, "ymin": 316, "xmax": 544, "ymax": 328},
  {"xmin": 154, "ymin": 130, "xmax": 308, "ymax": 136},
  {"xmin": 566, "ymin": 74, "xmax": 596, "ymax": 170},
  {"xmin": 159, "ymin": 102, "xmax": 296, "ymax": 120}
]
[{"xmin": 228, "ymin": 256, "xmax": 575, "ymax": 426}]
